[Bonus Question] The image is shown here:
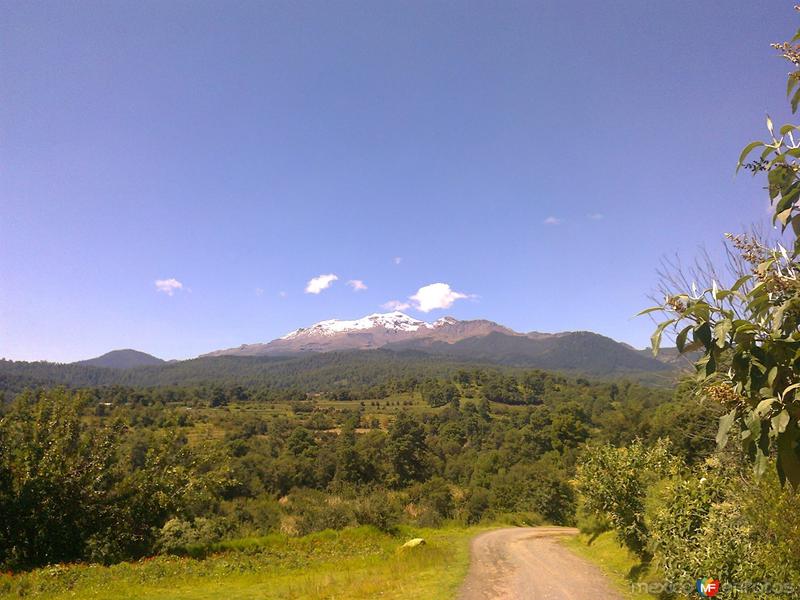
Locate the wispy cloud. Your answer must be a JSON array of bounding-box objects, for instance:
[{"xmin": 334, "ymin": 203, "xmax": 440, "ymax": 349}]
[
  {"xmin": 393, "ymin": 257, "xmax": 403, "ymax": 265},
  {"xmin": 305, "ymin": 273, "xmax": 338, "ymax": 294},
  {"xmin": 255, "ymin": 287, "xmax": 264, "ymax": 296},
  {"xmin": 382, "ymin": 299, "xmax": 411, "ymax": 311},
  {"xmin": 279, "ymin": 290, "xmax": 287, "ymax": 298},
  {"xmin": 347, "ymin": 279, "xmax": 368, "ymax": 291},
  {"xmin": 587, "ymin": 213, "xmax": 604, "ymax": 220},
  {"xmin": 155, "ymin": 278, "xmax": 184, "ymax": 296},
  {"xmin": 543, "ymin": 216, "xmax": 562, "ymax": 225}
]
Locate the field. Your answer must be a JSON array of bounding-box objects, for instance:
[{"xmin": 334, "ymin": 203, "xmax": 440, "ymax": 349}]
[
  {"xmin": 0, "ymin": 526, "xmax": 481, "ymax": 600},
  {"xmin": 179, "ymin": 390, "xmax": 538, "ymax": 445}
]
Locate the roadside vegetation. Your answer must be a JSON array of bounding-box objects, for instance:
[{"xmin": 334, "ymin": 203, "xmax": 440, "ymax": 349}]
[
  {"xmin": 571, "ymin": 15, "xmax": 800, "ymax": 600},
  {"xmin": 0, "ymin": 526, "xmax": 478, "ymax": 600}
]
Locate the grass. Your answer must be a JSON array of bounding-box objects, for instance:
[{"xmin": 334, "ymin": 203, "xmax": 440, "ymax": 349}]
[
  {"xmin": 0, "ymin": 526, "xmax": 482, "ymax": 600},
  {"xmin": 561, "ymin": 532, "xmax": 659, "ymax": 600}
]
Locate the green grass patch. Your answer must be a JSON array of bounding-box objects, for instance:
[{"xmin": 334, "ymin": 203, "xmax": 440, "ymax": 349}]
[
  {"xmin": 0, "ymin": 525, "xmax": 482, "ymax": 600},
  {"xmin": 561, "ymin": 532, "xmax": 659, "ymax": 600}
]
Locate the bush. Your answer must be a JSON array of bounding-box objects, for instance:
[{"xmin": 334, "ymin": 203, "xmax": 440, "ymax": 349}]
[
  {"xmin": 407, "ymin": 477, "xmax": 454, "ymax": 526},
  {"xmin": 283, "ymin": 489, "xmax": 356, "ymax": 536},
  {"xmin": 463, "ymin": 487, "xmax": 490, "ymax": 524},
  {"xmin": 157, "ymin": 517, "xmax": 222, "ymax": 554},
  {"xmin": 649, "ymin": 458, "xmax": 800, "ymax": 598},
  {"xmin": 219, "ymin": 497, "xmax": 281, "ymax": 538},
  {"xmin": 575, "ymin": 439, "xmax": 678, "ymax": 559},
  {"xmin": 352, "ymin": 489, "xmax": 401, "ymax": 532},
  {"xmin": 488, "ymin": 461, "xmax": 576, "ymax": 524}
]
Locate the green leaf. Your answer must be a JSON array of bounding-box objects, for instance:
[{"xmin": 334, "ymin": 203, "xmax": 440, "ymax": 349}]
[
  {"xmin": 779, "ymin": 381, "xmax": 800, "ymax": 401},
  {"xmin": 773, "ymin": 410, "xmax": 790, "ymax": 434},
  {"xmin": 777, "ymin": 207, "xmax": 794, "ymax": 226},
  {"xmin": 636, "ymin": 306, "xmax": 664, "ymax": 317},
  {"xmin": 717, "ymin": 409, "xmax": 737, "ymax": 449},
  {"xmin": 754, "ymin": 447, "xmax": 770, "ymax": 478},
  {"xmin": 780, "ymin": 123, "xmax": 798, "ymax": 135},
  {"xmin": 754, "ymin": 398, "xmax": 776, "ymax": 418},
  {"xmin": 768, "ymin": 366, "xmax": 779, "ymax": 387},
  {"xmin": 694, "ymin": 321, "xmax": 712, "ymax": 349},
  {"xmin": 714, "ymin": 319, "xmax": 732, "ymax": 348},
  {"xmin": 737, "ymin": 141, "xmax": 765, "ymax": 171},
  {"xmin": 777, "ymin": 421, "xmax": 800, "ymax": 489},
  {"xmin": 650, "ymin": 319, "xmax": 675, "ymax": 357},
  {"xmin": 675, "ymin": 325, "xmax": 692, "ymax": 353},
  {"xmin": 730, "ymin": 275, "xmax": 752, "ymax": 292}
]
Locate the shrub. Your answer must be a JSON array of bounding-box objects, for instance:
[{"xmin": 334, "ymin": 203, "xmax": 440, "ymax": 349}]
[
  {"xmin": 219, "ymin": 497, "xmax": 281, "ymax": 538},
  {"xmin": 283, "ymin": 489, "xmax": 356, "ymax": 536},
  {"xmin": 463, "ymin": 487, "xmax": 490, "ymax": 524},
  {"xmin": 575, "ymin": 439, "xmax": 678, "ymax": 559},
  {"xmin": 407, "ymin": 477, "xmax": 454, "ymax": 526},
  {"xmin": 649, "ymin": 458, "xmax": 800, "ymax": 598},
  {"xmin": 352, "ymin": 489, "xmax": 401, "ymax": 532},
  {"xmin": 157, "ymin": 517, "xmax": 222, "ymax": 554}
]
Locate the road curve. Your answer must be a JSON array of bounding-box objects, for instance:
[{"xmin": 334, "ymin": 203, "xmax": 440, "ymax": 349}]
[{"xmin": 458, "ymin": 527, "xmax": 624, "ymax": 600}]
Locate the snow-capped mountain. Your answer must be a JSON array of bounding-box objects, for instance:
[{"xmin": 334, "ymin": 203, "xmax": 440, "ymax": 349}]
[
  {"xmin": 281, "ymin": 312, "xmax": 453, "ymax": 339},
  {"xmin": 203, "ymin": 311, "xmax": 513, "ymax": 357},
  {"xmin": 200, "ymin": 312, "xmax": 674, "ymax": 375}
]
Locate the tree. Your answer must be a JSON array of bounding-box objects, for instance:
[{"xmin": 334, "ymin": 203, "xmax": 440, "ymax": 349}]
[
  {"xmin": 334, "ymin": 419, "xmax": 362, "ymax": 484},
  {"xmin": 645, "ymin": 18, "xmax": 800, "ymax": 487},
  {"xmin": 386, "ymin": 412, "xmax": 429, "ymax": 487},
  {"xmin": 0, "ymin": 390, "xmax": 118, "ymax": 568},
  {"xmin": 420, "ymin": 379, "xmax": 459, "ymax": 408}
]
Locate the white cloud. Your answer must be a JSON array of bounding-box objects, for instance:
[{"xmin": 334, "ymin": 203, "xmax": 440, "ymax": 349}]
[
  {"xmin": 305, "ymin": 273, "xmax": 338, "ymax": 294},
  {"xmin": 348, "ymin": 279, "xmax": 368, "ymax": 291},
  {"xmin": 155, "ymin": 278, "xmax": 184, "ymax": 296},
  {"xmin": 279, "ymin": 290, "xmax": 287, "ymax": 298},
  {"xmin": 255, "ymin": 287, "xmax": 264, "ymax": 296},
  {"xmin": 410, "ymin": 283, "xmax": 469, "ymax": 313},
  {"xmin": 393, "ymin": 257, "xmax": 403, "ymax": 265},
  {"xmin": 543, "ymin": 216, "xmax": 562, "ymax": 225},
  {"xmin": 587, "ymin": 213, "xmax": 604, "ymax": 220},
  {"xmin": 382, "ymin": 300, "xmax": 411, "ymax": 311}
]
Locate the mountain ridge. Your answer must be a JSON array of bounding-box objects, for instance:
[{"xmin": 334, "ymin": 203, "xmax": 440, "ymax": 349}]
[
  {"xmin": 198, "ymin": 311, "xmax": 672, "ymax": 375},
  {"xmin": 74, "ymin": 349, "xmax": 165, "ymax": 369}
]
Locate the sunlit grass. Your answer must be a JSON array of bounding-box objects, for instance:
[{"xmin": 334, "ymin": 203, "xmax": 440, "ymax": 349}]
[
  {"xmin": 561, "ymin": 532, "xmax": 659, "ymax": 600},
  {"xmin": 0, "ymin": 526, "xmax": 480, "ymax": 600}
]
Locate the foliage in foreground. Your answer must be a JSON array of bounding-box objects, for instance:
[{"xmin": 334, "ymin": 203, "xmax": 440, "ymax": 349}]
[
  {"xmin": 644, "ymin": 15, "xmax": 800, "ymax": 487},
  {"xmin": 576, "ymin": 442, "xmax": 800, "ymax": 599}
]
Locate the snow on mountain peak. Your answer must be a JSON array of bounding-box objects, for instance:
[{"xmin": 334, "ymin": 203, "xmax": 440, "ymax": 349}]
[{"xmin": 280, "ymin": 311, "xmax": 456, "ymax": 340}]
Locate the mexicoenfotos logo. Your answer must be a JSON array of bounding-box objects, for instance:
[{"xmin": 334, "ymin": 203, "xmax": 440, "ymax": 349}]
[{"xmin": 696, "ymin": 578, "xmax": 721, "ymax": 597}]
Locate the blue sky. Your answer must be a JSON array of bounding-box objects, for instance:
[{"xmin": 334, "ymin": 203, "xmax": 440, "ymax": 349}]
[{"xmin": 0, "ymin": 1, "xmax": 795, "ymax": 362}]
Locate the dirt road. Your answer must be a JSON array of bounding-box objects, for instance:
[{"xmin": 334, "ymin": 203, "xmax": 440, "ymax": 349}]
[{"xmin": 458, "ymin": 527, "xmax": 624, "ymax": 600}]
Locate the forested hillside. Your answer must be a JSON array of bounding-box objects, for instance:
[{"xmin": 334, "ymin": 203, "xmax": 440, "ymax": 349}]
[
  {"xmin": 0, "ymin": 368, "xmax": 702, "ymax": 574},
  {"xmin": 0, "ymin": 346, "xmax": 679, "ymax": 400}
]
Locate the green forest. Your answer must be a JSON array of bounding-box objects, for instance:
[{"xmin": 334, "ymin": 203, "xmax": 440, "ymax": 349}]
[{"xmin": 0, "ymin": 370, "xmax": 687, "ymax": 570}]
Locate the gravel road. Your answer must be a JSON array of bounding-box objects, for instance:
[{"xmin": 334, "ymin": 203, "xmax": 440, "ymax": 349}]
[{"xmin": 458, "ymin": 527, "xmax": 625, "ymax": 600}]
